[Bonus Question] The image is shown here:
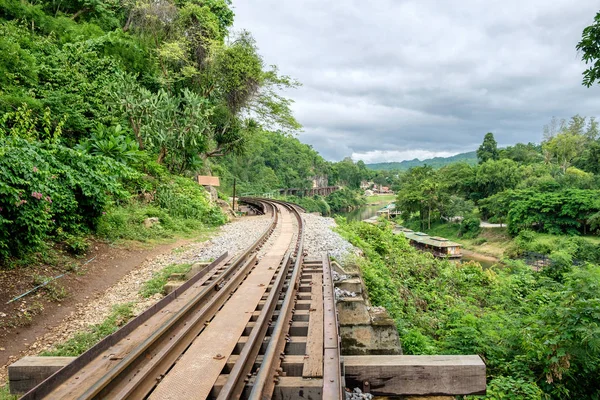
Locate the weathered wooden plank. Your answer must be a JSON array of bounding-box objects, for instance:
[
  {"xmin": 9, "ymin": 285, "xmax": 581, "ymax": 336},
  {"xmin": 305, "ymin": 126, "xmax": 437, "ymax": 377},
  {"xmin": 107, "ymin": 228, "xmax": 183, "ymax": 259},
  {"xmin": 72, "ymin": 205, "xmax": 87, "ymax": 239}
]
[
  {"xmin": 9, "ymin": 356, "xmax": 75, "ymax": 394},
  {"xmin": 344, "ymin": 355, "xmax": 486, "ymax": 396},
  {"xmin": 302, "ymin": 272, "xmax": 323, "ymax": 378},
  {"xmin": 225, "ymin": 355, "xmax": 305, "ymax": 376},
  {"xmin": 211, "ymin": 375, "xmax": 323, "ymax": 399}
]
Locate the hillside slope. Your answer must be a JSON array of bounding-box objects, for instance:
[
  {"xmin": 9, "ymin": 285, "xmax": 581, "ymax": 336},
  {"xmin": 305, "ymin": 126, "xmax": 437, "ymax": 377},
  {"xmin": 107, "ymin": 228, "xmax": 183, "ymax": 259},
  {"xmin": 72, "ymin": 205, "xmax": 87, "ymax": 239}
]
[{"xmin": 366, "ymin": 151, "xmax": 477, "ymax": 170}]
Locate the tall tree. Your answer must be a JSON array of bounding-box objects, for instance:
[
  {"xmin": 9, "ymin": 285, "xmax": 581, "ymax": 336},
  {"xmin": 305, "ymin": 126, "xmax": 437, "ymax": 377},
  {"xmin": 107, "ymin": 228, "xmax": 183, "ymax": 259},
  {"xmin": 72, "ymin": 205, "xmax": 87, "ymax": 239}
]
[
  {"xmin": 577, "ymin": 11, "xmax": 600, "ymax": 87},
  {"xmin": 475, "ymin": 159, "xmax": 522, "ymax": 199},
  {"xmin": 543, "ymin": 132, "xmax": 586, "ymax": 173},
  {"xmin": 477, "ymin": 132, "xmax": 499, "ymax": 164}
]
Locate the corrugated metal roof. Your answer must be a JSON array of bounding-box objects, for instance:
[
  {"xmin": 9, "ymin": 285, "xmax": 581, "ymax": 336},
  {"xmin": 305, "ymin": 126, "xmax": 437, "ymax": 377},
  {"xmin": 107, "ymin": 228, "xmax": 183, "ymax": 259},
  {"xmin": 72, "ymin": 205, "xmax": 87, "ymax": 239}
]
[{"xmin": 401, "ymin": 232, "xmax": 462, "ymax": 248}]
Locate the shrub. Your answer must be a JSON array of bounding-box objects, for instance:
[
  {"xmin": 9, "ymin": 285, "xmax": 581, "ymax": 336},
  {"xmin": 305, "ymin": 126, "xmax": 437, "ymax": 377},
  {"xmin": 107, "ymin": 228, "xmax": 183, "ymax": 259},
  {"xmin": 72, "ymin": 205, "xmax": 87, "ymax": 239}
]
[
  {"xmin": 472, "ymin": 237, "xmax": 488, "ymax": 245},
  {"xmin": 458, "ymin": 216, "xmax": 481, "ymax": 238},
  {"xmin": 325, "ymin": 188, "xmax": 365, "ymax": 212},
  {"xmin": 155, "ymin": 177, "xmax": 226, "ymax": 225},
  {"xmin": 286, "ymin": 195, "xmax": 330, "ymax": 215},
  {"xmin": 0, "ymin": 137, "xmax": 133, "ymax": 261},
  {"xmin": 486, "ymin": 376, "xmax": 543, "ymax": 400}
]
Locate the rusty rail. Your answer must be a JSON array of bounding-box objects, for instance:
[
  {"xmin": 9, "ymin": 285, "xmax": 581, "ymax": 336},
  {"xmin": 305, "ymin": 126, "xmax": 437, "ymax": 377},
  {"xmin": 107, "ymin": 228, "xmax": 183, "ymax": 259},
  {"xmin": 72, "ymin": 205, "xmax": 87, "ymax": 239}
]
[
  {"xmin": 20, "ymin": 198, "xmax": 342, "ymax": 400},
  {"xmin": 21, "ymin": 200, "xmax": 280, "ymax": 400},
  {"xmin": 247, "ymin": 200, "xmax": 305, "ymax": 399}
]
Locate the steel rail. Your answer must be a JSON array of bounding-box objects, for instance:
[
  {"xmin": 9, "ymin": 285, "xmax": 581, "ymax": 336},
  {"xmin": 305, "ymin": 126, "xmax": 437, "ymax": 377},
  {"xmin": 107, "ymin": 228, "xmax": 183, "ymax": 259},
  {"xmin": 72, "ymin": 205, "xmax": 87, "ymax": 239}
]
[
  {"xmin": 22, "ymin": 199, "xmax": 279, "ymax": 400},
  {"xmin": 217, "ymin": 199, "xmax": 304, "ymax": 399},
  {"xmin": 249, "ymin": 201, "xmax": 305, "ymax": 400},
  {"xmin": 322, "ymin": 252, "xmax": 343, "ymax": 399},
  {"xmin": 216, "ymin": 250, "xmax": 293, "ymax": 399},
  {"xmin": 19, "ymin": 251, "xmax": 225, "ymax": 400},
  {"xmin": 86, "ymin": 201, "xmax": 281, "ymax": 399},
  {"xmin": 81, "ymin": 254, "xmax": 260, "ymax": 399}
]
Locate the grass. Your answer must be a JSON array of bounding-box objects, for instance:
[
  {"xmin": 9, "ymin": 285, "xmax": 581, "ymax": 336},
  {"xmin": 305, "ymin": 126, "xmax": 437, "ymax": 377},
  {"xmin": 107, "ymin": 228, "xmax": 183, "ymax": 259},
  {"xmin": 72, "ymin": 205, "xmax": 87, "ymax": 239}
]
[
  {"xmin": 139, "ymin": 263, "xmax": 192, "ymax": 298},
  {"xmin": 0, "ymin": 384, "xmax": 18, "ymax": 400},
  {"xmin": 96, "ymin": 204, "xmax": 212, "ymax": 243},
  {"xmin": 40, "ymin": 303, "xmax": 135, "ymax": 357},
  {"xmin": 367, "ymin": 194, "xmax": 396, "ymax": 203}
]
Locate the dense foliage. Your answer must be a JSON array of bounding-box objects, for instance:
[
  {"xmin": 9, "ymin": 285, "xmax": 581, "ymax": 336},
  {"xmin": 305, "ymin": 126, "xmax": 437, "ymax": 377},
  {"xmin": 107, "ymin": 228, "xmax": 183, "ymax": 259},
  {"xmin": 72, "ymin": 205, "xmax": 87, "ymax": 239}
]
[
  {"xmin": 214, "ymin": 130, "xmax": 328, "ymax": 195},
  {"xmin": 284, "ymin": 188, "xmax": 366, "ymax": 215},
  {"xmin": 336, "ymin": 220, "xmax": 600, "ymax": 399},
  {"xmin": 392, "ymin": 117, "xmax": 600, "ymax": 236},
  {"xmin": 0, "ymin": 136, "xmax": 132, "ymax": 258},
  {"xmin": 0, "ymin": 0, "xmax": 303, "ymax": 263},
  {"xmin": 0, "ymin": 0, "xmax": 390, "ymax": 263}
]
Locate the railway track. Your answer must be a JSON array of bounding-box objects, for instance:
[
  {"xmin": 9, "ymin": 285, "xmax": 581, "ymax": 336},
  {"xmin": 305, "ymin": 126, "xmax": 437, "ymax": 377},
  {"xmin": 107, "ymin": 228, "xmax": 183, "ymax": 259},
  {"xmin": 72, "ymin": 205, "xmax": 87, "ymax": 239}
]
[{"xmin": 21, "ymin": 199, "xmax": 343, "ymax": 400}]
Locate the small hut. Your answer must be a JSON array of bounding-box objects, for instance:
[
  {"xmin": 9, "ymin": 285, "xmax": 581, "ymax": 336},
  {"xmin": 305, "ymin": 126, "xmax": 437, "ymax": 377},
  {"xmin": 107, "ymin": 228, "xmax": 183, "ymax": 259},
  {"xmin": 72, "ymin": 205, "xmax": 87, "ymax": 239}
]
[{"xmin": 401, "ymin": 231, "xmax": 462, "ymax": 259}]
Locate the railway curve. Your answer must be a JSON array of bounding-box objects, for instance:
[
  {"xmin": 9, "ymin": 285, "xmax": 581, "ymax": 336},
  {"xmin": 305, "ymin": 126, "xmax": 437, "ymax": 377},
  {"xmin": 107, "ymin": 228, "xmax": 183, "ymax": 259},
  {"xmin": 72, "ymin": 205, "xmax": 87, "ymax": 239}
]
[{"xmin": 20, "ymin": 199, "xmax": 342, "ymax": 400}]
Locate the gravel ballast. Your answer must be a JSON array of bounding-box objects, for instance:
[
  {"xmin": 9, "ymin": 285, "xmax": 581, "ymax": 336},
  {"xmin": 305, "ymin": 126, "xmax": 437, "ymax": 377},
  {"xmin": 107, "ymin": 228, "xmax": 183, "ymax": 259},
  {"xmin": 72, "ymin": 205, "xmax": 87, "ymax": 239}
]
[
  {"xmin": 1, "ymin": 211, "xmax": 357, "ymax": 385},
  {"xmin": 302, "ymin": 213, "xmax": 356, "ymax": 261}
]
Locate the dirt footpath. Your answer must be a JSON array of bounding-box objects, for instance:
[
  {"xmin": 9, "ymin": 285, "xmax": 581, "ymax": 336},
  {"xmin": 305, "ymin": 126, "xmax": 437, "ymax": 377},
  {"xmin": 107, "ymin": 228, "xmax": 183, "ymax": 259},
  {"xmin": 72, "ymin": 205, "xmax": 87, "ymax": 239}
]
[
  {"xmin": 0, "ymin": 238, "xmax": 198, "ymax": 384},
  {"xmin": 0, "ymin": 215, "xmax": 271, "ymax": 386}
]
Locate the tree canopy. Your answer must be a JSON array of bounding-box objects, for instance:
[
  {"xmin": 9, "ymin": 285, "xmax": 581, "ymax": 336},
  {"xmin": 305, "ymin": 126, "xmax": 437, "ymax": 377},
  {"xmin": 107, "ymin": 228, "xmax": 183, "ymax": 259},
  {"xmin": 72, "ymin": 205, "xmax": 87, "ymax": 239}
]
[{"xmin": 477, "ymin": 132, "xmax": 499, "ymax": 164}]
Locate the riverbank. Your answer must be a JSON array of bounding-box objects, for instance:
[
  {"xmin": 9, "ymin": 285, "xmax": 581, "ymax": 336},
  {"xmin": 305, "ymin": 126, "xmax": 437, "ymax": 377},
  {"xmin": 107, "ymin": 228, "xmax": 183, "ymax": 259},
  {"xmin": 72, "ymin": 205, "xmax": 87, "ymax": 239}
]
[
  {"xmin": 461, "ymin": 249, "xmax": 500, "ymax": 268},
  {"xmin": 408, "ymin": 221, "xmax": 600, "ymax": 267}
]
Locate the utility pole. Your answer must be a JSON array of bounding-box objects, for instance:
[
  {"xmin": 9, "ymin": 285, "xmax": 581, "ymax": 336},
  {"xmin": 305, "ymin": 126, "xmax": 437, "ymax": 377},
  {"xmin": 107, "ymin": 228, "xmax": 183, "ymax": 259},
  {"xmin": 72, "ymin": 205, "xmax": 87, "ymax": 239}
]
[{"xmin": 232, "ymin": 178, "xmax": 237, "ymax": 212}]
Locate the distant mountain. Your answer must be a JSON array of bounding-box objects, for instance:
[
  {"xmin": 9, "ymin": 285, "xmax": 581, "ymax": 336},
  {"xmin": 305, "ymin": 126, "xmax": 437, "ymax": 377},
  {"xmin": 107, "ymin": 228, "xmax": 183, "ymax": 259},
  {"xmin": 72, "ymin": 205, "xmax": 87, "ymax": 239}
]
[{"xmin": 366, "ymin": 151, "xmax": 477, "ymax": 171}]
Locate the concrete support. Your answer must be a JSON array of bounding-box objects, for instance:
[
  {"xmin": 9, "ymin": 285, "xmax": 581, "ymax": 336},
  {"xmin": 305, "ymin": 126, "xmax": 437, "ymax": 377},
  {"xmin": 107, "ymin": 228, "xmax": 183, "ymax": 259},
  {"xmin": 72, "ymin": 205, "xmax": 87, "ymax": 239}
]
[{"xmin": 335, "ymin": 266, "xmax": 401, "ymax": 356}]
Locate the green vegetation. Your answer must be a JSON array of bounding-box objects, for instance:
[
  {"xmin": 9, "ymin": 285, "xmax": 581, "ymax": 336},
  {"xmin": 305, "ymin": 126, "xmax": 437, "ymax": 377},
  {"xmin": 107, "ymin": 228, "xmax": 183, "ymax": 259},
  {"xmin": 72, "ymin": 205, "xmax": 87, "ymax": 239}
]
[
  {"xmin": 41, "ymin": 303, "xmax": 135, "ymax": 356},
  {"xmin": 391, "ymin": 121, "xmax": 600, "ymax": 238},
  {"xmin": 140, "ymin": 263, "xmax": 192, "ymax": 298},
  {"xmin": 336, "ymin": 219, "xmax": 600, "ymax": 399},
  {"xmin": 577, "ymin": 11, "xmax": 600, "ymax": 87},
  {"xmin": 0, "ymin": 0, "xmax": 393, "ymax": 264},
  {"xmin": 283, "ymin": 188, "xmax": 366, "ymax": 215},
  {"xmin": 477, "ymin": 132, "xmax": 499, "ymax": 163},
  {"xmin": 0, "ymin": 0, "xmax": 308, "ymax": 266},
  {"xmin": 0, "ymin": 385, "xmax": 18, "ymax": 400},
  {"xmin": 214, "ymin": 130, "xmax": 329, "ymax": 195}
]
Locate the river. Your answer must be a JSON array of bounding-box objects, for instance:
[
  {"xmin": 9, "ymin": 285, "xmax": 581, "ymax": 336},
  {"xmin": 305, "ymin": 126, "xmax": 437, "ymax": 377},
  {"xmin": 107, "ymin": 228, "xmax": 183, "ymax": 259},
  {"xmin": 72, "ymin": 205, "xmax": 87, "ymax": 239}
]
[{"xmin": 334, "ymin": 197, "xmax": 394, "ymax": 221}]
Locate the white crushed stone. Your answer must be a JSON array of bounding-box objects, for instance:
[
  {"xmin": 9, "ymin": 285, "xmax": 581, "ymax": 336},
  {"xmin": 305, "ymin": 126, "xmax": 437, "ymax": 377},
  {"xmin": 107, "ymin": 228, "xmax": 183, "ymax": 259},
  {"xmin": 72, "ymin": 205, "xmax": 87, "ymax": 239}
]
[
  {"xmin": 345, "ymin": 387, "xmax": 374, "ymax": 400},
  {"xmin": 302, "ymin": 213, "xmax": 355, "ymax": 261},
  {"xmin": 332, "ymin": 270, "xmax": 349, "ymax": 282},
  {"xmin": 0, "ymin": 215, "xmax": 271, "ymax": 382},
  {"xmin": 335, "ymin": 287, "xmax": 357, "ymax": 301}
]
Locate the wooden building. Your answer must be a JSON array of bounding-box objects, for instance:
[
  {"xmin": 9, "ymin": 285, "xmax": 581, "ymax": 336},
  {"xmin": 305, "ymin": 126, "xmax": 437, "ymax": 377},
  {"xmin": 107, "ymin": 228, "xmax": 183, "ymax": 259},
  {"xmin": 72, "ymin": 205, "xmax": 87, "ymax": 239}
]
[{"xmin": 399, "ymin": 230, "xmax": 462, "ymax": 259}]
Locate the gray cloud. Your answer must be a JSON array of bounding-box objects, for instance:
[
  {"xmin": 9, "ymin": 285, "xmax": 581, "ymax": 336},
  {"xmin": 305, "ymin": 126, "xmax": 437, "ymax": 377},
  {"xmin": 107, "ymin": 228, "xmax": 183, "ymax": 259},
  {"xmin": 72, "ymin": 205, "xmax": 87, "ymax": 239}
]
[{"xmin": 232, "ymin": 0, "xmax": 600, "ymax": 162}]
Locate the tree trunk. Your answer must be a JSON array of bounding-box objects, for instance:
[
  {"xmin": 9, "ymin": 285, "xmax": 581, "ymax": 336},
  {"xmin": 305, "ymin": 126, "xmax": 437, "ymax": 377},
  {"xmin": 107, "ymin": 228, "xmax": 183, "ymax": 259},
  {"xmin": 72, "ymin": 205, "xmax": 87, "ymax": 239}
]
[
  {"xmin": 428, "ymin": 203, "xmax": 431, "ymax": 230},
  {"xmin": 71, "ymin": 7, "xmax": 89, "ymax": 20},
  {"xmin": 157, "ymin": 147, "xmax": 167, "ymax": 164},
  {"xmin": 130, "ymin": 117, "xmax": 144, "ymax": 150},
  {"xmin": 123, "ymin": 13, "xmax": 133, "ymax": 32}
]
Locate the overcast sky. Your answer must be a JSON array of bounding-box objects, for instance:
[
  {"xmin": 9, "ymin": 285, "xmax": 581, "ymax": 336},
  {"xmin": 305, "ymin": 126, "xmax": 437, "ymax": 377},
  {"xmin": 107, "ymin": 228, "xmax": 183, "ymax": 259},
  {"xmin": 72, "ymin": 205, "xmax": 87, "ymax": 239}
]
[{"xmin": 232, "ymin": 1, "xmax": 600, "ymax": 163}]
